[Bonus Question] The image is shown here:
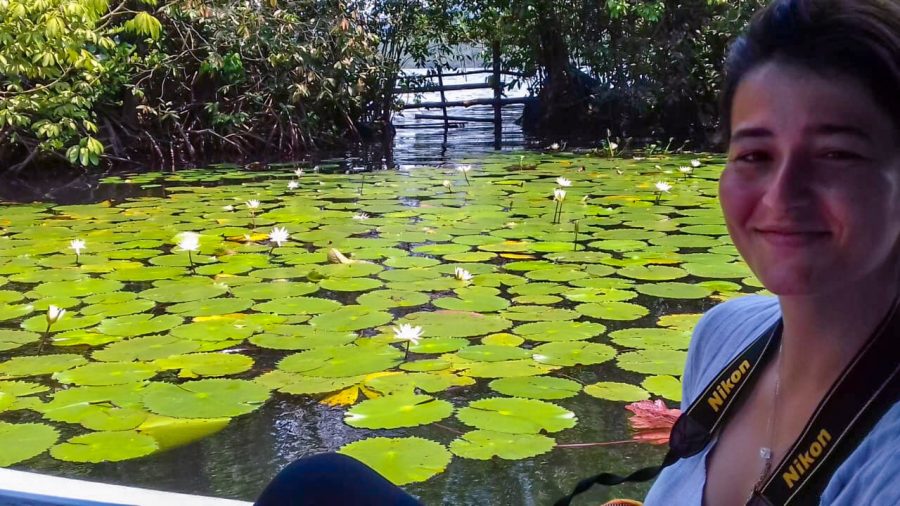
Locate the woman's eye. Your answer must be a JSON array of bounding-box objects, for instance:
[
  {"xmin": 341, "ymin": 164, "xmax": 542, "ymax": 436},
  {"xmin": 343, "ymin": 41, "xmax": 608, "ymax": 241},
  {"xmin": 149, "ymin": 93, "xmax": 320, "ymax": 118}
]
[
  {"xmin": 821, "ymin": 150, "xmax": 864, "ymax": 161},
  {"xmin": 733, "ymin": 151, "xmax": 770, "ymax": 163}
]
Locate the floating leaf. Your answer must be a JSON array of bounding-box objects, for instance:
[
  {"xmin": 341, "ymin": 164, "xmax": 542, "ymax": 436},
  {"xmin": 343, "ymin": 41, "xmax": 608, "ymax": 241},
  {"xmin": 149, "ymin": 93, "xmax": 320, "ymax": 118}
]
[
  {"xmin": 575, "ymin": 302, "xmax": 649, "ymax": 321},
  {"xmin": 450, "ymin": 430, "xmax": 555, "ymax": 460},
  {"xmin": 54, "ymin": 362, "xmax": 158, "ymax": 386},
  {"xmin": 0, "ymin": 329, "xmax": 39, "ymax": 352},
  {"xmin": 345, "ymin": 393, "xmax": 453, "ymax": 429},
  {"xmin": 308, "ymin": 306, "xmax": 393, "ymax": 331},
  {"xmin": 0, "ymin": 422, "xmax": 59, "ymax": 466},
  {"xmin": 137, "ymin": 414, "xmax": 230, "ymax": 451},
  {"xmin": 636, "ymin": 282, "xmax": 712, "ymax": 300},
  {"xmin": 278, "ymin": 345, "xmax": 403, "ymax": 377},
  {"xmin": 641, "ymin": 375, "xmax": 683, "ymax": 402},
  {"xmin": 616, "ymin": 349, "xmax": 688, "ymax": 376},
  {"xmin": 488, "ymin": 376, "xmax": 581, "ymax": 400},
  {"xmin": 256, "ymin": 370, "xmax": 362, "ymax": 395},
  {"xmin": 400, "ymin": 311, "xmax": 512, "ymax": 338},
  {"xmin": 456, "ymin": 345, "xmax": 531, "ymax": 362},
  {"xmin": 513, "ymin": 321, "xmax": 606, "ymax": 342},
  {"xmin": 608, "ymin": 328, "xmax": 691, "ymax": 350},
  {"xmin": 154, "ymin": 353, "xmax": 254, "ymax": 378},
  {"xmin": 338, "ymin": 437, "xmax": 451, "ymax": 485},
  {"xmin": 51, "ymin": 431, "xmax": 158, "ymax": 463},
  {"xmin": 583, "ymin": 382, "xmax": 650, "ymax": 402},
  {"xmin": 531, "ymin": 341, "xmax": 616, "ymax": 367},
  {"xmin": 461, "ymin": 359, "xmax": 554, "ymax": 378},
  {"xmin": 93, "ymin": 334, "xmax": 201, "ymax": 362},
  {"xmin": 142, "ymin": 379, "xmax": 270, "ymax": 418},
  {"xmin": 0, "ymin": 354, "xmax": 88, "ymax": 378},
  {"xmin": 457, "ymin": 397, "xmax": 576, "ymax": 434},
  {"xmin": 97, "ymin": 314, "xmax": 183, "ymax": 337}
]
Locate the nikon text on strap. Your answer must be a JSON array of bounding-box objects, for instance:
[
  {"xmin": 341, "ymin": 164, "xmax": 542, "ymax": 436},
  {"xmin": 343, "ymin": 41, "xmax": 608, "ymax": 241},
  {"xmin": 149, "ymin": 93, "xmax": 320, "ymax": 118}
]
[{"xmin": 556, "ymin": 300, "xmax": 900, "ymax": 506}]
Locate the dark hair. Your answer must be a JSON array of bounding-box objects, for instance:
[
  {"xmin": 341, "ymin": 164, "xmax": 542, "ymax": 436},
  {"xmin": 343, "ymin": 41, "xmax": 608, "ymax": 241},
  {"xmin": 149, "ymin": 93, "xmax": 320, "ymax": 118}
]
[{"xmin": 720, "ymin": 0, "xmax": 900, "ymax": 143}]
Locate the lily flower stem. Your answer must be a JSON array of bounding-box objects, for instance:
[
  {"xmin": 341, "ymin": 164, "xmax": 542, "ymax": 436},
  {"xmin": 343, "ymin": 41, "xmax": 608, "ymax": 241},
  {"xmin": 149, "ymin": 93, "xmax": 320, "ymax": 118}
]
[
  {"xmin": 405, "ymin": 341, "xmax": 410, "ymax": 361},
  {"xmin": 74, "ymin": 254, "xmax": 80, "ymax": 266},
  {"xmin": 188, "ymin": 251, "xmax": 195, "ymax": 274},
  {"xmin": 654, "ymin": 192, "xmax": 661, "ymax": 205},
  {"xmin": 463, "ymin": 172, "xmax": 470, "ymax": 185},
  {"xmin": 268, "ymin": 245, "xmax": 275, "ymax": 257},
  {"xmin": 573, "ymin": 230, "xmax": 578, "ymax": 251}
]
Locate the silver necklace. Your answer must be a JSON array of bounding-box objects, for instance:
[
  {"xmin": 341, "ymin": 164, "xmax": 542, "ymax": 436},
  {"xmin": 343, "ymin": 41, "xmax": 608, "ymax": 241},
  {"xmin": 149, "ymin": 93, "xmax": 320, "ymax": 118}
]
[{"xmin": 752, "ymin": 339, "xmax": 784, "ymax": 498}]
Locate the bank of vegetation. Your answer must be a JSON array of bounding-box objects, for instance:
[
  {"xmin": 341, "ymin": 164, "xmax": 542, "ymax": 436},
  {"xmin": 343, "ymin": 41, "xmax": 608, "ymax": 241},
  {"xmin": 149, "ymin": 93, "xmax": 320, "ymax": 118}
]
[{"xmin": 0, "ymin": 0, "xmax": 765, "ymax": 174}]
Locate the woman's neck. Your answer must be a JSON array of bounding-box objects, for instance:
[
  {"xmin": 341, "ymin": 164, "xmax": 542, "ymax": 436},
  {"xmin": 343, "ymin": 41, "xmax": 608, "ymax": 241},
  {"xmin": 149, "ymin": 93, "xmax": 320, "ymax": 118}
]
[{"xmin": 777, "ymin": 270, "xmax": 899, "ymax": 391}]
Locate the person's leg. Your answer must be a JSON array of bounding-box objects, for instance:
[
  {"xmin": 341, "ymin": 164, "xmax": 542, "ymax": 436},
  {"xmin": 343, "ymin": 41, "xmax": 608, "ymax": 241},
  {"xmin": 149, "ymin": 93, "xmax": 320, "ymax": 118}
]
[{"xmin": 255, "ymin": 453, "xmax": 422, "ymax": 506}]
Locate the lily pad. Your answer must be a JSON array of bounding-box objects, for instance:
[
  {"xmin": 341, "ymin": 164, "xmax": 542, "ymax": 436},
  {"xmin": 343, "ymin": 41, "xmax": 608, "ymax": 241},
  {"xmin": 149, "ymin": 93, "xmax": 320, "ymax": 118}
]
[
  {"xmin": 531, "ymin": 341, "xmax": 616, "ymax": 367},
  {"xmin": 308, "ymin": 306, "xmax": 393, "ymax": 332},
  {"xmin": 636, "ymin": 282, "xmax": 712, "ymax": 299},
  {"xmin": 642, "ymin": 375, "xmax": 683, "ymax": 402},
  {"xmin": 93, "ymin": 334, "xmax": 202, "ymax": 362},
  {"xmin": 583, "ymin": 382, "xmax": 651, "ymax": 402},
  {"xmin": 616, "ymin": 349, "xmax": 688, "ymax": 376},
  {"xmin": 97, "ymin": 314, "xmax": 183, "ymax": 337},
  {"xmin": 252, "ymin": 297, "xmax": 342, "ymax": 315},
  {"xmin": 450, "ymin": 430, "xmax": 556, "ymax": 460},
  {"xmin": 488, "ymin": 376, "xmax": 581, "ymax": 400},
  {"xmin": 513, "ymin": 321, "xmax": 606, "ymax": 342},
  {"xmin": 278, "ymin": 345, "xmax": 403, "ymax": 377},
  {"xmin": 54, "ymin": 362, "xmax": 158, "ymax": 386},
  {"xmin": 154, "ymin": 353, "xmax": 254, "ymax": 378},
  {"xmin": 50, "ymin": 431, "xmax": 158, "ymax": 463},
  {"xmin": 608, "ymin": 328, "xmax": 691, "ymax": 350},
  {"xmin": 0, "ymin": 422, "xmax": 60, "ymax": 466},
  {"xmin": 345, "ymin": 393, "xmax": 453, "ymax": 429},
  {"xmin": 575, "ymin": 302, "xmax": 649, "ymax": 321},
  {"xmin": 338, "ymin": 437, "xmax": 451, "ymax": 485},
  {"xmin": 399, "ymin": 311, "xmax": 512, "ymax": 338},
  {"xmin": 142, "ymin": 379, "xmax": 270, "ymax": 418},
  {"xmin": 0, "ymin": 354, "xmax": 88, "ymax": 378},
  {"xmin": 0, "ymin": 329, "xmax": 40, "ymax": 352},
  {"xmin": 456, "ymin": 397, "xmax": 576, "ymax": 434}
]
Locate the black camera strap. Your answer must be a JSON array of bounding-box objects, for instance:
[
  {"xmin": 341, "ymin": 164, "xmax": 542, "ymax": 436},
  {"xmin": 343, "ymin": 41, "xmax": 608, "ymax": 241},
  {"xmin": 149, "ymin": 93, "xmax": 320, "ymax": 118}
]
[{"xmin": 555, "ymin": 300, "xmax": 900, "ymax": 506}]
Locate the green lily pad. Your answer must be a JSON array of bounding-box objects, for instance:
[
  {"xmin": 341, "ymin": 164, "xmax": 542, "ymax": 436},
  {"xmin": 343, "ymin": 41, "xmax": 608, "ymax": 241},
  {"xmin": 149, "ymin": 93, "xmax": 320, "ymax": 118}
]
[
  {"xmin": 399, "ymin": 311, "xmax": 512, "ymax": 338},
  {"xmin": 457, "ymin": 397, "xmax": 576, "ymax": 434},
  {"xmin": 363, "ymin": 372, "xmax": 473, "ymax": 395},
  {"xmin": 0, "ymin": 354, "xmax": 88, "ymax": 378},
  {"xmin": 0, "ymin": 329, "xmax": 40, "ymax": 352},
  {"xmin": 531, "ymin": 341, "xmax": 616, "ymax": 367},
  {"xmin": 278, "ymin": 345, "xmax": 403, "ymax": 377},
  {"xmin": 50, "ymin": 431, "xmax": 158, "ymax": 463},
  {"xmin": 345, "ymin": 393, "xmax": 453, "ymax": 429},
  {"xmin": 682, "ymin": 262, "xmax": 753, "ymax": 279},
  {"xmin": 170, "ymin": 320, "xmax": 256, "ymax": 342},
  {"xmin": 461, "ymin": 359, "xmax": 554, "ymax": 378},
  {"xmin": 450, "ymin": 430, "xmax": 556, "ymax": 460},
  {"xmin": 166, "ymin": 297, "xmax": 254, "ymax": 317},
  {"xmin": 409, "ymin": 337, "xmax": 470, "ymax": 354},
  {"xmin": 356, "ymin": 289, "xmax": 430, "ymax": 310},
  {"xmin": 142, "ymin": 379, "xmax": 270, "ymax": 418},
  {"xmin": 319, "ymin": 277, "xmax": 384, "ymax": 292},
  {"xmin": 20, "ymin": 313, "xmax": 104, "ymax": 333},
  {"xmin": 54, "ymin": 362, "xmax": 158, "ymax": 386},
  {"xmin": 616, "ymin": 349, "xmax": 688, "ymax": 376},
  {"xmin": 0, "ymin": 422, "xmax": 59, "ymax": 466},
  {"xmin": 642, "ymin": 375, "xmax": 683, "ymax": 402},
  {"xmin": 0, "ymin": 380, "xmax": 49, "ymax": 397},
  {"xmin": 256, "ymin": 370, "xmax": 363, "ymax": 395},
  {"xmin": 154, "ymin": 353, "xmax": 254, "ymax": 378},
  {"xmin": 583, "ymin": 382, "xmax": 650, "ymax": 402},
  {"xmin": 608, "ymin": 328, "xmax": 691, "ymax": 350},
  {"xmin": 136, "ymin": 414, "xmax": 231, "ymax": 451},
  {"xmin": 513, "ymin": 321, "xmax": 606, "ymax": 342},
  {"xmin": 252, "ymin": 296, "xmax": 342, "ymax": 315},
  {"xmin": 308, "ymin": 306, "xmax": 393, "ymax": 332},
  {"xmin": 97, "ymin": 314, "xmax": 183, "ymax": 337},
  {"xmin": 636, "ymin": 282, "xmax": 712, "ymax": 299},
  {"xmin": 93, "ymin": 334, "xmax": 201, "ymax": 362},
  {"xmin": 230, "ymin": 281, "xmax": 319, "ymax": 300},
  {"xmin": 575, "ymin": 302, "xmax": 649, "ymax": 321},
  {"xmin": 456, "ymin": 345, "xmax": 531, "ymax": 362},
  {"xmin": 488, "ymin": 376, "xmax": 581, "ymax": 400},
  {"xmin": 79, "ymin": 407, "xmax": 149, "ymax": 431},
  {"xmin": 617, "ymin": 265, "xmax": 688, "ymax": 281},
  {"xmin": 338, "ymin": 437, "xmax": 451, "ymax": 485}
]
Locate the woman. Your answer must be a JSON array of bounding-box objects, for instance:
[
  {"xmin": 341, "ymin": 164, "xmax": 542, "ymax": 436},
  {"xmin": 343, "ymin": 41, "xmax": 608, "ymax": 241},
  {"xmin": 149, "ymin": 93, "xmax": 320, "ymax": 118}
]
[{"xmin": 643, "ymin": 0, "xmax": 900, "ymax": 504}]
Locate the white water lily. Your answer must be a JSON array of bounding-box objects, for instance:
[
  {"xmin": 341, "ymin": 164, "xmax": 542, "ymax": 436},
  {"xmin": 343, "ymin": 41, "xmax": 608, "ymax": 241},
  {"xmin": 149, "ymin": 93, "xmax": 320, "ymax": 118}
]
[
  {"xmin": 223, "ymin": 205, "xmax": 235, "ymax": 212},
  {"xmin": 442, "ymin": 179, "xmax": 452, "ymax": 189},
  {"xmin": 678, "ymin": 166, "xmax": 693, "ymax": 176},
  {"xmin": 655, "ymin": 181, "xmax": 673, "ymax": 193},
  {"xmin": 245, "ymin": 199, "xmax": 261, "ymax": 210},
  {"xmin": 46, "ymin": 305, "xmax": 66, "ymax": 325},
  {"xmin": 294, "ymin": 168, "xmax": 305, "ymax": 177},
  {"xmin": 550, "ymin": 142, "xmax": 560, "ymax": 150},
  {"xmin": 553, "ymin": 188, "xmax": 567, "ymax": 202},
  {"xmin": 556, "ymin": 177, "xmax": 572, "ymax": 187},
  {"xmin": 609, "ymin": 142, "xmax": 619, "ymax": 151},
  {"xmin": 287, "ymin": 180, "xmax": 299, "ymax": 190},
  {"xmin": 691, "ymin": 159, "xmax": 702, "ymax": 168},
  {"xmin": 456, "ymin": 164, "xmax": 472, "ymax": 173},
  {"xmin": 352, "ymin": 212, "xmax": 370, "ymax": 221},
  {"xmin": 393, "ymin": 323, "xmax": 424, "ymax": 346},
  {"xmin": 269, "ymin": 226, "xmax": 289, "ymax": 247},
  {"xmin": 69, "ymin": 239, "xmax": 86, "ymax": 256},
  {"xmin": 454, "ymin": 267, "xmax": 473, "ymax": 283},
  {"xmin": 177, "ymin": 232, "xmax": 200, "ymax": 252}
]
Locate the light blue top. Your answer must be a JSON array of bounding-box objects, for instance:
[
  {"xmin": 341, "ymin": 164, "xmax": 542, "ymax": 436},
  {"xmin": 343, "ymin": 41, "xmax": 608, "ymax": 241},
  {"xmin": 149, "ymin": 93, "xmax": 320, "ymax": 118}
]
[{"xmin": 644, "ymin": 295, "xmax": 900, "ymax": 506}]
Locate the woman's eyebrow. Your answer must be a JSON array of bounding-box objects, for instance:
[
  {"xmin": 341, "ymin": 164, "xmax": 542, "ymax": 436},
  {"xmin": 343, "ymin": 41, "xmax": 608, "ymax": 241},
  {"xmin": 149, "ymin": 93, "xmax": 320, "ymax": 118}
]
[
  {"xmin": 809, "ymin": 123, "xmax": 873, "ymax": 140},
  {"xmin": 730, "ymin": 127, "xmax": 772, "ymax": 142}
]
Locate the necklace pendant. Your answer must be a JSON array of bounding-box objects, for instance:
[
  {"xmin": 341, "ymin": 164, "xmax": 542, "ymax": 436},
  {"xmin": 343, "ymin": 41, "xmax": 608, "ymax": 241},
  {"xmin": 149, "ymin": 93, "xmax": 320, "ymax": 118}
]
[{"xmin": 759, "ymin": 447, "xmax": 772, "ymax": 460}]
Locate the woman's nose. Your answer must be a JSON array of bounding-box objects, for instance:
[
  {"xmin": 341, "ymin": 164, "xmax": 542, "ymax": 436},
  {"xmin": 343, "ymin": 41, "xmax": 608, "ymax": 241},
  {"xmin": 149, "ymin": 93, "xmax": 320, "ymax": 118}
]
[{"xmin": 760, "ymin": 152, "xmax": 815, "ymax": 213}]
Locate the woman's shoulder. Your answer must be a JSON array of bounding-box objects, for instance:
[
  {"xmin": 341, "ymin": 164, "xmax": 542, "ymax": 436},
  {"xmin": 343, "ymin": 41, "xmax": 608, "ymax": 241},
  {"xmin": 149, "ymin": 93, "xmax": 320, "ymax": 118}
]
[
  {"xmin": 680, "ymin": 294, "xmax": 781, "ymax": 408},
  {"xmin": 822, "ymin": 401, "xmax": 900, "ymax": 505}
]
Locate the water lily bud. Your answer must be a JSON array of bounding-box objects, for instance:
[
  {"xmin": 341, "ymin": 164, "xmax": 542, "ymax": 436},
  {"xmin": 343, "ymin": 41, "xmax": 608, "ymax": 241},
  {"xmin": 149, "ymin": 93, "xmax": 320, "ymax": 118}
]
[{"xmin": 46, "ymin": 305, "xmax": 66, "ymax": 325}]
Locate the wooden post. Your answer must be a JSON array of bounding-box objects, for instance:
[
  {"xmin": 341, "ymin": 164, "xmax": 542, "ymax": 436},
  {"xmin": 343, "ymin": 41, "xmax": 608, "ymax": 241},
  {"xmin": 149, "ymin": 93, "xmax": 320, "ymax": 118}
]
[
  {"xmin": 436, "ymin": 65, "xmax": 450, "ymax": 131},
  {"xmin": 492, "ymin": 40, "xmax": 502, "ymax": 149}
]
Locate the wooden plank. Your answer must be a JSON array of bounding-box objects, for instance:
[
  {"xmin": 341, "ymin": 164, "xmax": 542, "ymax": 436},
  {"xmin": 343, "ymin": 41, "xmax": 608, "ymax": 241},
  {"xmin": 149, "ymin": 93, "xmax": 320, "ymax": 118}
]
[
  {"xmin": 394, "ymin": 82, "xmax": 494, "ymax": 93},
  {"xmin": 414, "ymin": 114, "xmax": 495, "ymax": 123},
  {"xmin": 401, "ymin": 97, "xmax": 529, "ymax": 110}
]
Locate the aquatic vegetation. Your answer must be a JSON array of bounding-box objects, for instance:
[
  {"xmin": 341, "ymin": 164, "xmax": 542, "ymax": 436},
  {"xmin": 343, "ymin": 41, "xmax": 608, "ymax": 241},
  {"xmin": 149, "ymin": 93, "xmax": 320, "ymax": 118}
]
[{"xmin": 0, "ymin": 151, "xmax": 766, "ymax": 488}]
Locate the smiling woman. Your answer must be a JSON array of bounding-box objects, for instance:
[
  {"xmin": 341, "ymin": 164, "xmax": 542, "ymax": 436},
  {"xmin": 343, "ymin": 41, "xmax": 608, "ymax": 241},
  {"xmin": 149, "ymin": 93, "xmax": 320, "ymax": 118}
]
[{"xmin": 640, "ymin": 0, "xmax": 900, "ymax": 505}]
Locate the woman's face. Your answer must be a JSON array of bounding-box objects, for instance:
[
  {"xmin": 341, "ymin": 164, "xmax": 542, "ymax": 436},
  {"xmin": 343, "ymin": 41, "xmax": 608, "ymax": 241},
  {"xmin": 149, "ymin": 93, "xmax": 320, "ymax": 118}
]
[{"xmin": 721, "ymin": 61, "xmax": 900, "ymax": 296}]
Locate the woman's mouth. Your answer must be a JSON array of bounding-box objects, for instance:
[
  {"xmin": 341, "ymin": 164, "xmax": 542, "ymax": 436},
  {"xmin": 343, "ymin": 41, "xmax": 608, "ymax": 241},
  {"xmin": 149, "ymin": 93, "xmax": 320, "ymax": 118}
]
[{"xmin": 756, "ymin": 229, "xmax": 831, "ymax": 247}]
